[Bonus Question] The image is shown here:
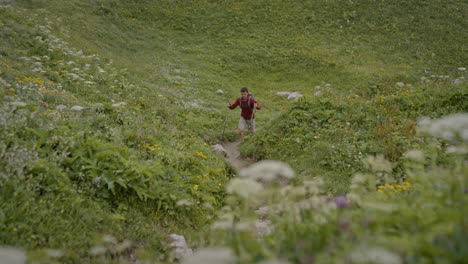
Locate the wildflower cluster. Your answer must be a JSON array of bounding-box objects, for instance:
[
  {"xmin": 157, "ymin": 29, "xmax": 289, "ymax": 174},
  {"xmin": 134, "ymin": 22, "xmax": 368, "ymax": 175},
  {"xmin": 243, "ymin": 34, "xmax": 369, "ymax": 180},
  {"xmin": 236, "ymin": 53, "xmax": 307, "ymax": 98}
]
[
  {"xmin": 196, "ymin": 151, "xmax": 208, "ymax": 159},
  {"xmin": 377, "ymin": 181, "xmax": 412, "ymax": 193},
  {"xmin": 139, "ymin": 141, "xmax": 162, "ymax": 152}
]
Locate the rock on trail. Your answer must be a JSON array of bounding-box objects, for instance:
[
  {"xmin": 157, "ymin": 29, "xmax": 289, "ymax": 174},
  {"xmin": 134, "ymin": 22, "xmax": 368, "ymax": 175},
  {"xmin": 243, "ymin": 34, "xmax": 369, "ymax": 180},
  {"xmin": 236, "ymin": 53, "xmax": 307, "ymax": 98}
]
[{"xmin": 221, "ymin": 141, "xmax": 255, "ymax": 171}]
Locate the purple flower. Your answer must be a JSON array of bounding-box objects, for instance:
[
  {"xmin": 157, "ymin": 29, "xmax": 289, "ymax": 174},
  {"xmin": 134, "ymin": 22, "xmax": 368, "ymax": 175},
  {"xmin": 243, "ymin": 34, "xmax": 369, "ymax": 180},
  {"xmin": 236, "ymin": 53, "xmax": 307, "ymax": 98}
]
[{"xmin": 333, "ymin": 195, "xmax": 350, "ymax": 208}]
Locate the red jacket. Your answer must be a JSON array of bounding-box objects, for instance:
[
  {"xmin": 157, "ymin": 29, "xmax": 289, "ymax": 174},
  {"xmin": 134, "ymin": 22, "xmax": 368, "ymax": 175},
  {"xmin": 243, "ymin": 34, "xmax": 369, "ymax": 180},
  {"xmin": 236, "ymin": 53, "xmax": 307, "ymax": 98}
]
[{"xmin": 229, "ymin": 96, "xmax": 261, "ymax": 120}]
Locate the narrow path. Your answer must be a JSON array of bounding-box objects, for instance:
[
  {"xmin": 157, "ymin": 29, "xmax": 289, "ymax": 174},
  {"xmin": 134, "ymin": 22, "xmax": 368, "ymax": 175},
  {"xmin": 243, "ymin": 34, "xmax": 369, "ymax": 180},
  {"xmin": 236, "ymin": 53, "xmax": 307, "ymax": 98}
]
[{"xmin": 222, "ymin": 141, "xmax": 255, "ymax": 171}]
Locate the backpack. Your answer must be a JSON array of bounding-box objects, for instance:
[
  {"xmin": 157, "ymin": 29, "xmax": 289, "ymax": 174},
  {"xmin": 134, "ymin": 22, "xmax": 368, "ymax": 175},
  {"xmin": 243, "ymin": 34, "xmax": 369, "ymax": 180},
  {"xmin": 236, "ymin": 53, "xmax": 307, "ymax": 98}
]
[{"xmin": 239, "ymin": 93, "xmax": 254, "ymax": 109}]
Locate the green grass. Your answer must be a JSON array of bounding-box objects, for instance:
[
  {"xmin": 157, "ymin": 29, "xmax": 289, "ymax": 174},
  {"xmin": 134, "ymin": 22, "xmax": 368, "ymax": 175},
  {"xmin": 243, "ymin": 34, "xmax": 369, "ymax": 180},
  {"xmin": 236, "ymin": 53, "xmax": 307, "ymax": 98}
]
[{"xmin": 0, "ymin": 0, "xmax": 467, "ymax": 262}]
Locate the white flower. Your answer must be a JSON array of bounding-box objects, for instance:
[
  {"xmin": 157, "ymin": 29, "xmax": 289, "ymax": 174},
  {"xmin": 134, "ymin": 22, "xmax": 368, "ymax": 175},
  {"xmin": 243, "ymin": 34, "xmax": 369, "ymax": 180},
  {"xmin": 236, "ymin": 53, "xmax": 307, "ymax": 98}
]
[
  {"xmin": 72, "ymin": 67, "xmax": 80, "ymax": 71},
  {"xmin": 102, "ymin": 234, "xmax": 117, "ymax": 244},
  {"xmin": 255, "ymin": 219, "xmax": 274, "ymax": 237},
  {"xmin": 258, "ymin": 259, "xmax": 292, "ymax": 264},
  {"xmin": 453, "ymin": 77, "xmax": 465, "ymax": 85},
  {"xmin": 255, "ymin": 206, "xmax": 269, "ymax": 217},
  {"xmin": 446, "ymin": 146, "xmax": 468, "ymax": 154},
  {"xmin": 211, "ymin": 213, "xmax": 234, "ymax": 230},
  {"xmin": 239, "ymin": 160, "xmax": 295, "ymax": 183},
  {"xmin": 67, "ymin": 73, "xmax": 80, "ymax": 80},
  {"xmin": 47, "ymin": 249, "xmax": 64, "ymax": 258},
  {"xmin": 303, "ymin": 178, "xmax": 324, "ymax": 194},
  {"xmin": 226, "ymin": 178, "xmax": 263, "ymax": 199},
  {"xmin": 403, "ymin": 149, "xmax": 425, "ymax": 162},
  {"xmin": 216, "ymin": 89, "xmax": 224, "ymax": 94},
  {"xmin": 365, "ymin": 155, "xmax": 392, "ymax": 172},
  {"xmin": 89, "ymin": 246, "xmax": 106, "ymax": 256},
  {"xmin": 347, "ymin": 193, "xmax": 361, "ymax": 204},
  {"xmin": 182, "ymin": 248, "xmax": 236, "ymax": 264},
  {"xmin": 418, "ymin": 113, "xmax": 468, "ymax": 142},
  {"xmin": 71, "ymin": 105, "xmax": 84, "ymax": 111},
  {"xmin": 115, "ymin": 240, "xmax": 131, "ymax": 253},
  {"xmin": 350, "ymin": 245, "xmax": 402, "ymax": 264},
  {"xmin": 176, "ymin": 199, "xmax": 192, "ymax": 206},
  {"xmin": 458, "ymin": 67, "xmax": 466, "ymax": 71},
  {"xmin": 395, "ymin": 82, "xmax": 405, "ymax": 87}
]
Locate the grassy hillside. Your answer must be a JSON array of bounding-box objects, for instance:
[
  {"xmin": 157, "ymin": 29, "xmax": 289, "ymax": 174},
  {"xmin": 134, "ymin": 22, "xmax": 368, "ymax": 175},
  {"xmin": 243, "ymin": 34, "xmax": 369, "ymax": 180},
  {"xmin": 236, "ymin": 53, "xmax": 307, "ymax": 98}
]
[{"xmin": 0, "ymin": 0, "xmax": 467, "ymax": 263}]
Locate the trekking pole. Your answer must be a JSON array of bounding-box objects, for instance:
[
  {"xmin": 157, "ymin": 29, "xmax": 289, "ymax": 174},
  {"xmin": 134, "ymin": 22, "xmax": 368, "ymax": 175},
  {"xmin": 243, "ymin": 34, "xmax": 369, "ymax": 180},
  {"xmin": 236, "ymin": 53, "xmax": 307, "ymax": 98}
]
[
  {"xmin": 250, "ymin": 103, "xmax": 257, "ymax": 133},
  {"xmin": 250, "ymin": 102, "xmax": 257, "ymax": 120}
]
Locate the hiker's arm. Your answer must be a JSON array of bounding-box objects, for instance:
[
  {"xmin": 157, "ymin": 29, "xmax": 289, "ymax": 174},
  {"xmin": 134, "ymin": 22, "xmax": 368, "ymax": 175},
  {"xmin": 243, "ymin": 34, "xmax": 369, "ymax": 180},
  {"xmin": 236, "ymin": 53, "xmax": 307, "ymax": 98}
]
[
  {"xmin": 252, "ymin": 99, "xmax": 261, "ymax": 110},
  {"xmin": 228, "ymin": 98, "xmax": 240, "ymax": 109}
]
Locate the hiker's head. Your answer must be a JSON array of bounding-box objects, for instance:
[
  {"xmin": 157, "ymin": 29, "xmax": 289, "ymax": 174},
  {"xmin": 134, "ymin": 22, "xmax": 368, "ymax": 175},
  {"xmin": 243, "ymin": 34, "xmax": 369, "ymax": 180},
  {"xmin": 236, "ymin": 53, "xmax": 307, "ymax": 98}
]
[{"xmin": 241, "ymin": 87, "xmax": 249, "ymax": 98}]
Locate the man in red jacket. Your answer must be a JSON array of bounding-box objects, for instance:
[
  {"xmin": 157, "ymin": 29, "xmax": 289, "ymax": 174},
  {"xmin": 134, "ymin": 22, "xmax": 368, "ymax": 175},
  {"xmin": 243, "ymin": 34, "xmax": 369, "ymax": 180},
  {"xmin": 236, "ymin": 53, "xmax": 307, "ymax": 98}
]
[{"xmin": 227, "ymin": 87, "xmax": 262, "ymax": 141}]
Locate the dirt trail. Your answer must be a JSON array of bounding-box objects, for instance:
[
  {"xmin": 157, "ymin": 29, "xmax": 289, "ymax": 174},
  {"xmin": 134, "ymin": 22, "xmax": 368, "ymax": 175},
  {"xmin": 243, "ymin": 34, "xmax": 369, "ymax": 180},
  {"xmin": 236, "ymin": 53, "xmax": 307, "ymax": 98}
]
[{"xmin": 222, "ymin": 141, "xmax": 255, "ymax": 171}]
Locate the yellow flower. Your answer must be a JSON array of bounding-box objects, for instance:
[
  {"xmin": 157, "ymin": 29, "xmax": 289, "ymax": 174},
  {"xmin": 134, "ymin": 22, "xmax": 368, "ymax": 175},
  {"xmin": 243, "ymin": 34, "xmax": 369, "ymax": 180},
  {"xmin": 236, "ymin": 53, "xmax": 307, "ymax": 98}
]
[
  {"xmin": 196, "ymin": 152, "xmax": 208, "ymax": 159},
  {"xmin": 196, "ymin": 201, "xmax": 200, "ymax": 204},
  {"xmin": 194, "ymin": 185, "xmax": 199, "ymax": 191}
]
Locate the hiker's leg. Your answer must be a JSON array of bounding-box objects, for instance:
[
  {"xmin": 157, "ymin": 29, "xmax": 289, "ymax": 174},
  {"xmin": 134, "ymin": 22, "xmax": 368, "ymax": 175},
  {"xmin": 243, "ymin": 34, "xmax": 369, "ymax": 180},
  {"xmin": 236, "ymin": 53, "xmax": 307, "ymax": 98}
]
[{"xmin": 238, "ymin": 117, "xmax": 246, "ymax": 141}]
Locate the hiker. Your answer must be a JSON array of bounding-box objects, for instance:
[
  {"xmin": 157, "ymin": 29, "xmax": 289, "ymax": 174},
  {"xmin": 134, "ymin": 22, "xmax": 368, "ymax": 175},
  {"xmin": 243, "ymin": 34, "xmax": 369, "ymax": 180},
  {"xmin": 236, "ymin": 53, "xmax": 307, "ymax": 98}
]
[{"xmin": 227, "ymin": 87, "xmax": 262, "ymax": 141}]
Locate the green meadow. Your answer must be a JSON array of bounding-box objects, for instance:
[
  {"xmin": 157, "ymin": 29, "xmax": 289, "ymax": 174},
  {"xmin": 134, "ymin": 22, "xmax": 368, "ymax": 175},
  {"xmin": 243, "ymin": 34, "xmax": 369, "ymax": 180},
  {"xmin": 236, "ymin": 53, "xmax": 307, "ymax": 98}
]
[{"xmin": 0, "ymin": 0, "xmax": 467, "ymax": 263}]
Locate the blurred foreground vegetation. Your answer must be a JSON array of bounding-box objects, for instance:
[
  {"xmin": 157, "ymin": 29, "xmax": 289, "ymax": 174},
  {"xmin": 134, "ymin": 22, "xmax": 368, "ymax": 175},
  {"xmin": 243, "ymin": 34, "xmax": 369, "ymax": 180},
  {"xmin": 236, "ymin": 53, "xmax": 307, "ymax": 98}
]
[{"xmin": 0, "ymin": 0, "xmax": 466, "ymax": 263}]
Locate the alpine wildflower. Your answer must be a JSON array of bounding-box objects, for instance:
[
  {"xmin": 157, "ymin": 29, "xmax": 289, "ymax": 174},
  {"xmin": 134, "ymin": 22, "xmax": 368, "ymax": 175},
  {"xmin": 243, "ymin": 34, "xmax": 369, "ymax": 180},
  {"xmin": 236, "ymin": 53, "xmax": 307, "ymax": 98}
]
[
  {"xmin": 239, "ymin": 160, "xmax": 295, "ymax": 183},
  {"xmin": 226, "ymin": 178, "xmax": 263, "ymax": 200}
]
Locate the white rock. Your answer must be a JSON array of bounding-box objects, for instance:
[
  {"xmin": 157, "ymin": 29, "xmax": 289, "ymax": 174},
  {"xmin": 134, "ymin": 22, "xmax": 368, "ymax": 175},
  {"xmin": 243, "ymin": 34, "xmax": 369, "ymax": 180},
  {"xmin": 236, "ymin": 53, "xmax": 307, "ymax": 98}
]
[
  {"xmin": 10, "ymin": 101, "xmax": 26, "ymax": 107},
  {"xmin": 453, "ymin": 77, "xmax": 465, "ymax": 85},
  {"xmin": 287, "ymin": 92, "xmax": 302, "ymax": 100},
  {"xmin": 112, "ymin": 102, "xmax": 127, "ymax": 107},
  {"xmin": 212, "ymin": 144, "xmax": 228, "ymax": 157},
  {"xmin": 0, "ymin": 247, "xmax": 27, "ymax": 264},
  {"xmin": 56, "ymin": 105, "xmax": 67, "ymax": 111},
  {"xmin": 169, "ymin": 234, "xmax": 193, "ymax": 260},
  {"xmin": 71, "ymin": 105, "xmax": 84, "ymax": 111}
]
